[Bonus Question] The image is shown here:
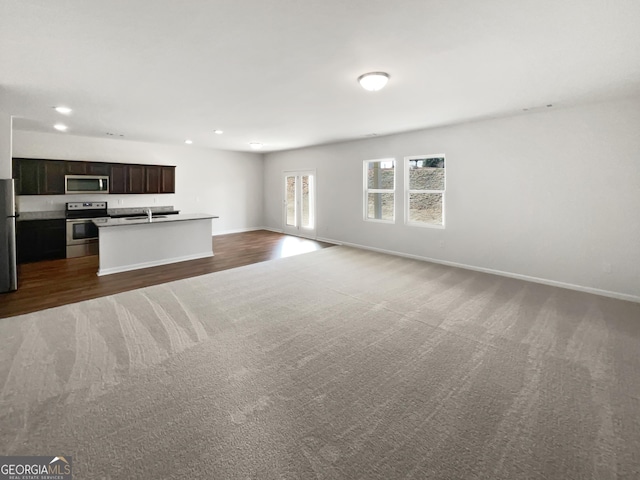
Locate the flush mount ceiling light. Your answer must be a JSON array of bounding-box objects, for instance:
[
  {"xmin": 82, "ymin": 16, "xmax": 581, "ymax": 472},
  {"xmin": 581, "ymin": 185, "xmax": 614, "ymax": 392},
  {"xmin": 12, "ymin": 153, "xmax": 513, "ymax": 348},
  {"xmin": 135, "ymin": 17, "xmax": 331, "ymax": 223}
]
[
  {"xmin": 54, "ymin": 106, "xmax": 72, "ymax": 115},
  {"xmin": 249, "ymin": 142, "xmax": 263, "ymax": 150},
  {"xmin": 358, "ymin": 72, "xmax": 390, "ymax": 91},
  {"xmin": 53, "ymin": 123, "xmax": 68, "ymax": 132},
  {"xmin": 185, "ymin": 139, "xmax": 193, "ymax": 145},
  {"xmin": 214, "ymin": 129, "xmax": 223, "ymax": 135}
]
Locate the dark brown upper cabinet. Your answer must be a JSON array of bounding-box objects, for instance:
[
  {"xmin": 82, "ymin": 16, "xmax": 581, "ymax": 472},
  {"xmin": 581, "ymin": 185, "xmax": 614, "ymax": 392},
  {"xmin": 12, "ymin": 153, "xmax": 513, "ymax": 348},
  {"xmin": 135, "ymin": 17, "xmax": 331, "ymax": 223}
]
[
  {"xmin": 87, "ymin": 163, "xmax": 110, "ymax": 175},
  {"xmin": 40, "ymin": 161, "xmax": 66, "ymax": 194},
  {"xmin": 145, "ymin": 166, "xmax": 161, "ymax": 194},
  {"xmin": 67, "ymin": 161, "xmax": 110, "ymax": 176},
  {"xmin": 110, "ymin": 164, "xmax": 128, "ymax": 194},
  {"xmin": 13, "ymin": 158, "xmax": 41, "ymax": 195},
  {"xmin": 12, "ymin": 158, "xmax": 64, "ymax": 195},
  {"xmin": 66, "ymin": 161, "xmax": 88, "ymax": 175},
  {"xmin": 13, "ymin": 158, "xmax": 175, "ymax": 195},
  {"xmin": 127, "ymin": 165, "xmax": 145, "ymax": 194},
  {"xmin": 160, "ymin": 166, "xmax": 175, "ymax": 193}
]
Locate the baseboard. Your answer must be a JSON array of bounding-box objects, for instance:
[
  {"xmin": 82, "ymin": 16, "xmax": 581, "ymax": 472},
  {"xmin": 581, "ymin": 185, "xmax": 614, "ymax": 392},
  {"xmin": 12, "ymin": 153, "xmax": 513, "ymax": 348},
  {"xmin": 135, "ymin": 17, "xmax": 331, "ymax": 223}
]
[
  {"xmin": 255, "ymin": 226, "xmax": 342, "ymax": 243},
  {"xmin": 213, "ymin": 226, "xmax": 265, "ymax": 236},
  {"xmin": 321, "ymin": 237, "xmax": 640, "ymax": 304},
  {"xmin": 97, "ymin": 252, "xmax": 214, "ymax": 276},
  {"xmin": 316, "ymin": 236, "xmax": 342, "ymax": 246}
]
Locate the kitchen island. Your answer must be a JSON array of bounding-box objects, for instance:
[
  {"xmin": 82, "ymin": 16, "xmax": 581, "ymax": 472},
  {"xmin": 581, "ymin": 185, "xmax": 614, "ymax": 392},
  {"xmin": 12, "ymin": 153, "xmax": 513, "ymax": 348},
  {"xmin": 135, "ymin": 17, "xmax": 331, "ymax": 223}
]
[{"xmin": 93, "ymin": 213, "xmax": 218, "ymax": 276}]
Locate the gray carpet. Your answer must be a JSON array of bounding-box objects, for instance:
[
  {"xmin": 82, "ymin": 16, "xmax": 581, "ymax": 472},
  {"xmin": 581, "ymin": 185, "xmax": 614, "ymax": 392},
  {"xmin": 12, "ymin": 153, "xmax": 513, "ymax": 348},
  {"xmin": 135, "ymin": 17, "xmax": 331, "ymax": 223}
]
[{"xmin": 1, "ymin": 246, "xmax": 639, "ymax": 479}]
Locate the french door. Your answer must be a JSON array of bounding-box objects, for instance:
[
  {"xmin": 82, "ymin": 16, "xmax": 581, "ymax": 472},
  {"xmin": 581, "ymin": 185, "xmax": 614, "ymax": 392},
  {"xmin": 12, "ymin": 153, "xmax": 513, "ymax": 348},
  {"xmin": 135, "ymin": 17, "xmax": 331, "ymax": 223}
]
[{"xmin": 283, "ymin": 171, "xmax": 316, "ymax": 238}]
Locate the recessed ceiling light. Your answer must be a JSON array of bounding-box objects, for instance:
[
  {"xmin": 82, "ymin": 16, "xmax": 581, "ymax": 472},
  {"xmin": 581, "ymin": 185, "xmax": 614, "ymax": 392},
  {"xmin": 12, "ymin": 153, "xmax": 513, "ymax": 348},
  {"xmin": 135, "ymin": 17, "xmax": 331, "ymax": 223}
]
[
  {"xmin": 54, "ymin": 123, "xmax": 68, "ymax": 132},
  {"xmin": 214, "ymin": 129, "xmax": 223, "ymax": 135},
  {"xmin": 185, "ymin": 139, "xmax": 193, "ymax": 145},
  {"xmin": 249, "ymin": 142, "xmax": 263, "ymax": 150},
  {"xmin": 358, "ymin": 72, "xmax": 390, "ymax": 91},
  {"xmin": 54, "ymin": 106, "xmax": 72, "ymax": 115}
]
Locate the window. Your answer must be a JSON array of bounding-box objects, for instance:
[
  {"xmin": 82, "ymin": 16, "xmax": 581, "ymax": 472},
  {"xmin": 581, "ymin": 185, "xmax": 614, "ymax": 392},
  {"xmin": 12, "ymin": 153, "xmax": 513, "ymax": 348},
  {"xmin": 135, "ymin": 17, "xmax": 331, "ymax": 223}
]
[
  {"xmin": 405, "ymin": 155, "xmax": 445, "ymax": 227},
  {"xmin": 364, "ymin": 158, "xmax": 395, "ymax": 222}
]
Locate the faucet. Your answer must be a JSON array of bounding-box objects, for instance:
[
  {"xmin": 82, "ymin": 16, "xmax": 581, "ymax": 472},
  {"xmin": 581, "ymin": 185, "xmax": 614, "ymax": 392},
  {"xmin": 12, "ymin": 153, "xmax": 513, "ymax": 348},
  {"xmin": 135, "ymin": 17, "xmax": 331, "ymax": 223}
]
[{"xmin": 146, "ymin": 208, "xmax": 152, "ymax": 221}]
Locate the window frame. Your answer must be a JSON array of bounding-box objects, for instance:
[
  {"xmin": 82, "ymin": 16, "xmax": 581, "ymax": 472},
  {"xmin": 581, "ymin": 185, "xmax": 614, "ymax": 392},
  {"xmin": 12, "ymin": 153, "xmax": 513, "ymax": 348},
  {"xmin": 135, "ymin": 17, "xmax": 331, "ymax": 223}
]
[
  {"xmin": 363, "ymin": 158, "xmax": 396, "ymax": 223},
  {"xmin": 404, "ymin": 154, "xmax": 446, "ymax": 229}
]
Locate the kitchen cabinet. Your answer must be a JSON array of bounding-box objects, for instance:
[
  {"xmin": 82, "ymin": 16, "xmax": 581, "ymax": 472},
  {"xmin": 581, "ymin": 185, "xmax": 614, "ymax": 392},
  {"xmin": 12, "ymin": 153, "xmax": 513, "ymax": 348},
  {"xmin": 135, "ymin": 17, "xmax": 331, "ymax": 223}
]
[
  {"xmin": 128, "ymin": 165, "xmax": 145, "ymax": 193},
  {"xmin": 40, "ymin": 160, "xmax": 66, "ymax": 194},
  {"xmin": 66, "ymin": 161, "xmax": 88, "ymax": 175},
  {"xmin": 17, "ymin": 219, "xmax": 66, "ymax": 263},
  {"xmin": 67, "ymin": 161, "xmax": 111, "ymax": 176},
  {"xmin": 160, "ymin": 166, "xmax": 175, "ymax": 193},
  {"xmin": 145, "ymin": 166, "xmax": 161, "ymax": 193},
  {"xmin": 13, "ymin": 158, "xmax": 175, "ymax": 195},
  {"xmin": 111, "ymin": 164, "xmax": 173, "ymax": 194},
  {"xmin": 12, "ymin": 158, "xmax": 65, "ymax": 195},
  {"xmin": 13, "ymin": 158, "xmax": 40, "ymax": 195},
  {"xmin": 144, "ymin": 165, "xmax": 175, "ymax": 194},
  {"xmin": 88, "ymin": 163, "xmax": 110, "ymax": 175},
  {"xmin": 110, "ymin": 164, "xmax": 128, "ymax": 194}
]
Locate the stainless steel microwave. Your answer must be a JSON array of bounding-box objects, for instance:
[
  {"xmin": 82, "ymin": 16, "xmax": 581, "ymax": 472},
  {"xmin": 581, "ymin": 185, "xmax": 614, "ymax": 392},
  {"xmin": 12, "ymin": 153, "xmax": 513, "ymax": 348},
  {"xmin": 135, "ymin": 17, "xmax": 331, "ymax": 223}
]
[{"xmin": 65, "ymin": 175, "xmax": 109, "ymax": 194}]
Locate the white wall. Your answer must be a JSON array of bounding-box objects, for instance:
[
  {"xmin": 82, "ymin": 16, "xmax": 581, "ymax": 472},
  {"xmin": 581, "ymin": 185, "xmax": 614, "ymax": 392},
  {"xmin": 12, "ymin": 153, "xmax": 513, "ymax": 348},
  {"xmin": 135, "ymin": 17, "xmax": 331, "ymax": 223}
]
[
  {"xmin": 0, "ymin": 113, "xmax": 12, "ymax": 178},
  {"xmin": 12, "ymin": 131, "xmax": 264, "ymax": 234},
  {"xmin": 264, "ymin": 96, "xmax": 640, "ymax": 301}
]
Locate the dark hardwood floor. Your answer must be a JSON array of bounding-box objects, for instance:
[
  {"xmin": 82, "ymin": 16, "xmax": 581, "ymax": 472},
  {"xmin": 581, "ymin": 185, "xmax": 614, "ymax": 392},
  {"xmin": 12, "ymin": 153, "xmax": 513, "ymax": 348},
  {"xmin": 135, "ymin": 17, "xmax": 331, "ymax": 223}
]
[{"xmin": 0, "ymin": 230, "xmax": 334, "ymax": 319}]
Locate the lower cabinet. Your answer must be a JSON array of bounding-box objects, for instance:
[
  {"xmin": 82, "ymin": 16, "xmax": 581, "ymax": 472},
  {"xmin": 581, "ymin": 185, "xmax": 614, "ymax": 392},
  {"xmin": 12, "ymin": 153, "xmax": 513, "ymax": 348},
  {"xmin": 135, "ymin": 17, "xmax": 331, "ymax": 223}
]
[{"xmin": 17, "ymin": 219, "xmax": 67, "ymax": 264}]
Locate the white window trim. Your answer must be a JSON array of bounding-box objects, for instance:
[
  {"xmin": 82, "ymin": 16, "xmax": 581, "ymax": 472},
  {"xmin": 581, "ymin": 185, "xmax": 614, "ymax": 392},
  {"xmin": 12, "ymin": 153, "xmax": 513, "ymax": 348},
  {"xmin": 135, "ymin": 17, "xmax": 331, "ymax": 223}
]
[
  {"xmin": 363, "ymin": 158, "xmax": 396, "ymax": 223},
  {"xmin": 404, "ymin": 154, "xmax": 446, "ymax": 229}
]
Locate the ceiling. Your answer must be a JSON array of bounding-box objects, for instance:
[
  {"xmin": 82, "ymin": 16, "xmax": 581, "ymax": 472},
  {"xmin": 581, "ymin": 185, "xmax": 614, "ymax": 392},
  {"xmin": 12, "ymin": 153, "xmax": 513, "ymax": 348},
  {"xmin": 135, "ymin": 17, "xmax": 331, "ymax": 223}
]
[{"xmin": 1, "ymin": 0, "xmax": 639, "ymax": 153}]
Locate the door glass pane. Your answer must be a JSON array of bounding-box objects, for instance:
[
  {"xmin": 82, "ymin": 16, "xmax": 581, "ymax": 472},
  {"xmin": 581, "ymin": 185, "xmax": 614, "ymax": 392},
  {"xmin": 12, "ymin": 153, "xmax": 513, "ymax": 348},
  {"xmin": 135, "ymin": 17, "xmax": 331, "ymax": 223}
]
[
  {"xmin": 286, "ymin": 176, "xmax": 296, "ymax": 226},
  {"xmin": 72, "ymin": 222, "xmax": 98, "ymax": 240},
  {"xmin": 301, "ymin": 175, "xmax": 313, "ymax": 228}
]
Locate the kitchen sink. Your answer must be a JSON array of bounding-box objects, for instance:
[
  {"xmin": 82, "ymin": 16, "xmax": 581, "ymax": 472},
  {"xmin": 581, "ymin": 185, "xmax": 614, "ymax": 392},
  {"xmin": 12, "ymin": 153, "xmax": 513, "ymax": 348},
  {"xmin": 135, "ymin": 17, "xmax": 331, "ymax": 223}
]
[{"xmin": 124, "ymin": 215, "xmax": 168, "ymax": 220}]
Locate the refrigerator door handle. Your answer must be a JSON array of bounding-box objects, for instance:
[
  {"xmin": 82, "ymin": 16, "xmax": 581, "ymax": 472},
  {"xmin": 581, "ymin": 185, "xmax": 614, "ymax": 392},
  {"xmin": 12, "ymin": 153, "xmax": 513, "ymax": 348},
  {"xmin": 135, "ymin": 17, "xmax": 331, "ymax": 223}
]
[{"xmin": 7, "ymin": 217, "xmax": 17, "ymax": 291}]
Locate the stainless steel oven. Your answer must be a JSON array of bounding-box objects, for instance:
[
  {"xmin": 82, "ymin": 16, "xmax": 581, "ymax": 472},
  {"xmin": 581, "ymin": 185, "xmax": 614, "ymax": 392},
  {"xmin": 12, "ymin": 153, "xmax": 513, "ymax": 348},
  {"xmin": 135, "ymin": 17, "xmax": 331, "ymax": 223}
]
[{"xmin": 65, "ymin": 202, "xmax": 108, "ymax": 258}]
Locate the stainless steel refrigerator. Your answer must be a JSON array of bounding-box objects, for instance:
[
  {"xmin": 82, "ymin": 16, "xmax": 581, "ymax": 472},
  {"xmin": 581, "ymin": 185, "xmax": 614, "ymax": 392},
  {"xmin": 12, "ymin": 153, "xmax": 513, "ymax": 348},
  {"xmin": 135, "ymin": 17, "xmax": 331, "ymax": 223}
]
[{"xmin": 0, "ymin": 179, "xmax": 18, "ymax": 292}]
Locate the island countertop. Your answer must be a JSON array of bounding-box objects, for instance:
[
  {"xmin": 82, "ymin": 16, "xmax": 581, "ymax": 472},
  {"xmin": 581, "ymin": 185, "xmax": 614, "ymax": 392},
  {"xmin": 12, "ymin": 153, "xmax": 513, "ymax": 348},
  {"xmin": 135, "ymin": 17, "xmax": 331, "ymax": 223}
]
[{"xmin": 93, "ymin": 213, "xmax": 218, "ymax": 228}]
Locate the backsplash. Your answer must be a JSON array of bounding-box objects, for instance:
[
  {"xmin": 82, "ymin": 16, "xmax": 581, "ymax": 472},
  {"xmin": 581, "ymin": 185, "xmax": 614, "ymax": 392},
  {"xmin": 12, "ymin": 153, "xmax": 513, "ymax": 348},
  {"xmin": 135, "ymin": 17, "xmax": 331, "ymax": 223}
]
[{"xmin": 16, "ymin": 193, "xmax": 176, "ymax": 213}]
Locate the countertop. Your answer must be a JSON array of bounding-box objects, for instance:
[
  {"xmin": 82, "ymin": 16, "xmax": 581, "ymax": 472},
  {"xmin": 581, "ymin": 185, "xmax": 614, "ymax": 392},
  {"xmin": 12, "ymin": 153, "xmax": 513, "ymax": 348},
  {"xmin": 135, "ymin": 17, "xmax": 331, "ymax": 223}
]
[
  {"xmin": 93, "ymin": 213, "xmax": 218, "ymax": 228},
  {"xmin": 17, "ymin": 206, "xmax": 178, "ymax": 221}
]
